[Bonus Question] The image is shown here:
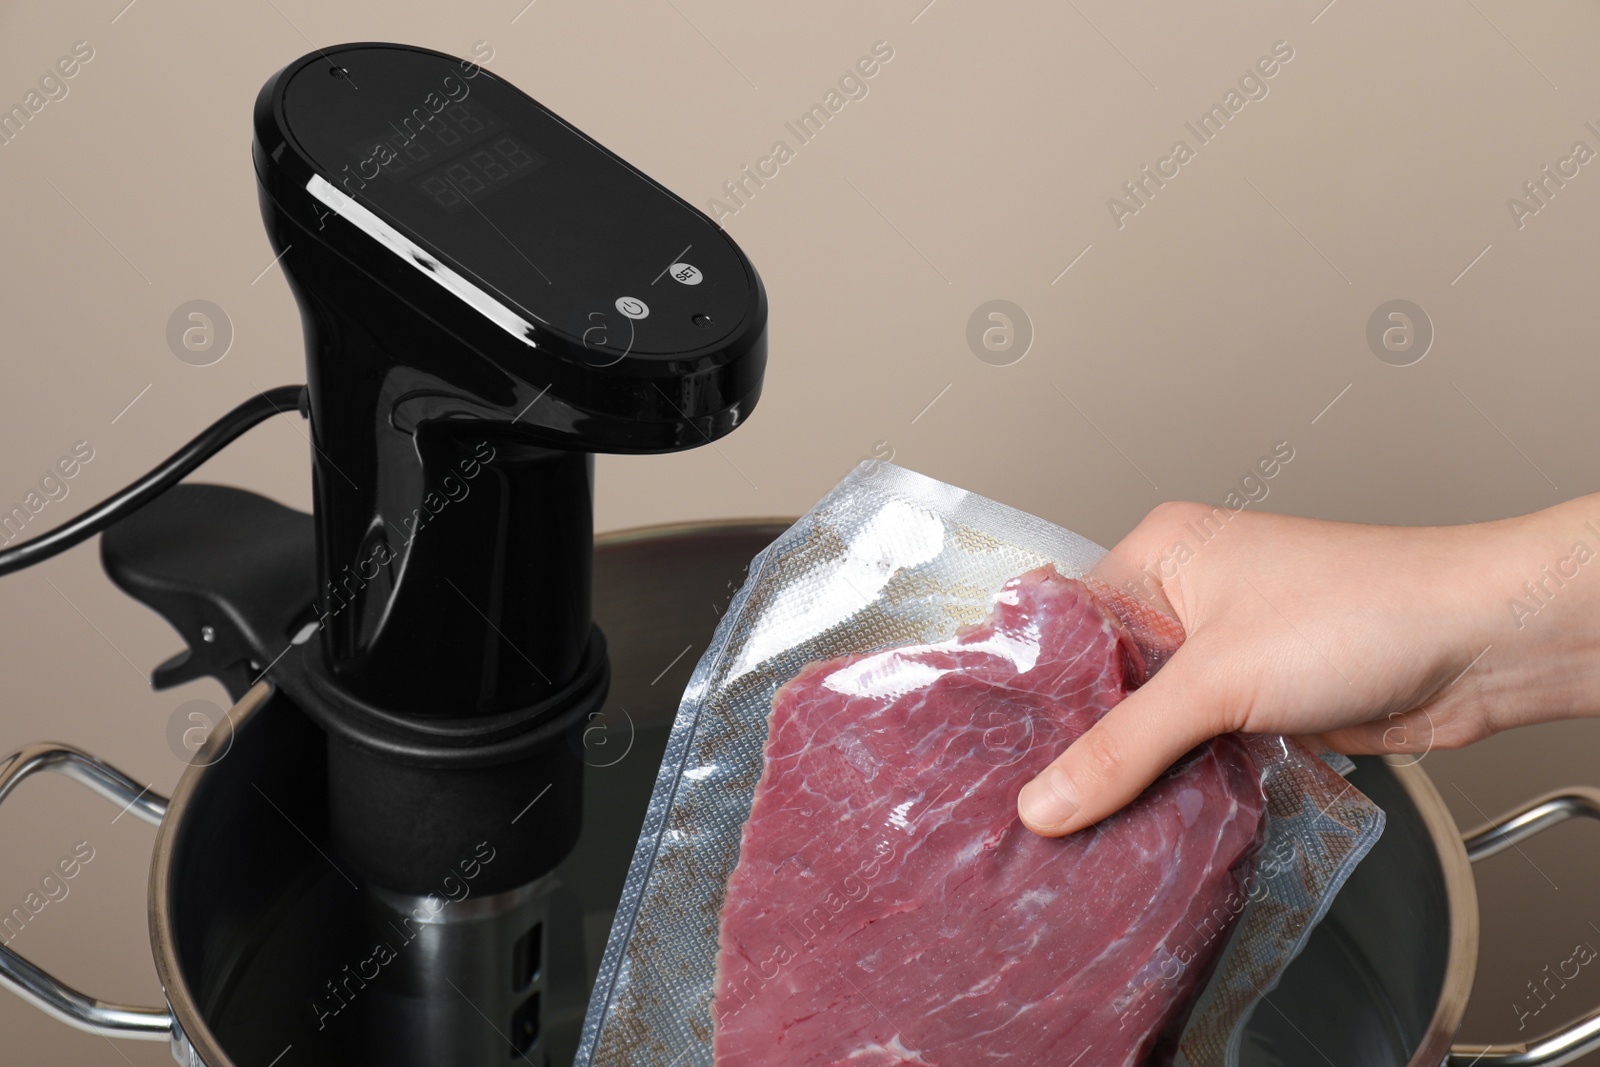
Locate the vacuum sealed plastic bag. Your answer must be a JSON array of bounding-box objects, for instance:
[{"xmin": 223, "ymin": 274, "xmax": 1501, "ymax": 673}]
[{"xmin": 575, "ymin": 462, "xmax": 1385, "ymax": 1067}]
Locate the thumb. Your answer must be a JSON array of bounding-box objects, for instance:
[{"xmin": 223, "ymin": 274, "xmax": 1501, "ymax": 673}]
[{"xmin": 1016, "ymin": 649, "xmax": 1233, "ymax": 836}]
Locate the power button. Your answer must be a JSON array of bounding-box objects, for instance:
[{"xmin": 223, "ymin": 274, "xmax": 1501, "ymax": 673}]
[{"xmin": 615, "ymin": 296, "xmax": 649, "ymax": 320}]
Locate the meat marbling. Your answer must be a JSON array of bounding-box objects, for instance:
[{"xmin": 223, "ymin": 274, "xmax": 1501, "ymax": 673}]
[{"xmin": 712, "ymin": 565, "xmax": 1265, "ymax": 1066}]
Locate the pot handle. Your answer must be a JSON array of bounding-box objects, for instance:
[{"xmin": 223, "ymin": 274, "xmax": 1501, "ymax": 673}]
[
  {"xmin": 0, "ymin": 742, "xmax": 174, "ymax": 1040},
  {"xmin": 1447, "ymin": 787, "xmax": 1600, "ymax": 1067}
]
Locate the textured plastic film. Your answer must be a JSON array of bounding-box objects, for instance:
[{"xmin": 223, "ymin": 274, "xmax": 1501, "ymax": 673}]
[
  {"xmin": 1173, "ymin": 731, "xmax": 1386, "ymax": 1067},
  {"xmin": 574, "ymin": 462, "xmax": 1385, "ymax": 1067}
]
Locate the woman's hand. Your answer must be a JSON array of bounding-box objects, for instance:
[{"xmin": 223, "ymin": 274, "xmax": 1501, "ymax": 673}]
[{"xmin": 1017, "ymin": 496, "xmax": 1600, "ymax": 836}]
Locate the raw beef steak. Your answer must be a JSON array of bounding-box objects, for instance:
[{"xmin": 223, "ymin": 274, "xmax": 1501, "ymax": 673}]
[{"xmin": 712, "ymin": 565, "xmax": 1265, "ymax": 1067}]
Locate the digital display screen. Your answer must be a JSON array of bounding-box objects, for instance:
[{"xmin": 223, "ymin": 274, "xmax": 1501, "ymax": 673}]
[
  {"xmin": 349, "ymin": 100, "xmax": 547, "ymax": 213},
  {"xmin": 285, "ymin": 45, "xmax": 752, "ymax": 356}
]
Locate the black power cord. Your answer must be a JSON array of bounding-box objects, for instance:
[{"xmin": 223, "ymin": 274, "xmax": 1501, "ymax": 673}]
[{"xmin": 0, "ymin": 384, "xmax": 307, "ymax": 577}]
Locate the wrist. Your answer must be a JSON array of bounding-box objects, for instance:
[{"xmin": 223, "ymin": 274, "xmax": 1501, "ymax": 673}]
[{"xmin": 1462, "ymin": 495, "xmax": 1600, "ymax": 724}]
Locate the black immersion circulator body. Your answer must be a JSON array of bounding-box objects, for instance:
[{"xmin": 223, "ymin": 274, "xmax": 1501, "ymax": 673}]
[{"xmin": 251, "ymin": 44, "xmax": 766, "ymax": 894}]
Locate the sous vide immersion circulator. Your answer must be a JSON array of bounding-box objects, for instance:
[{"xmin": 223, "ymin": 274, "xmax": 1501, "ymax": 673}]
[{"xmin": 250, "ymin": 42, "xmax": 767, "ymax": 1064}]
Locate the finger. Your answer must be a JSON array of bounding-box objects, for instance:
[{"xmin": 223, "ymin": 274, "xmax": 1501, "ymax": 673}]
[
  {"xmin": 1315, "ymin": 706, "xmax": 1439, "ymax": 757},
  {"xmin": 1017, "ymin": 654, "xmax": 1234, "ymax": 836},
  {"xmin": 1288, "ymin": 732, "xmax": 1342, "ymax": 755}
]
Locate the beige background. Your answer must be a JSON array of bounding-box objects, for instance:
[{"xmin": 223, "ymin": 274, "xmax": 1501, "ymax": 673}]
[{"xmin": 2, "ymin": 0, "xmax": 1600, "ymax": 1062}]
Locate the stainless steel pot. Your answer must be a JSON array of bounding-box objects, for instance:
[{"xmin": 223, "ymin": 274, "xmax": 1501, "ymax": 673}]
[{"xmin": 3, "ymin": 520, "xmax": 1599, "ymax": 1067}]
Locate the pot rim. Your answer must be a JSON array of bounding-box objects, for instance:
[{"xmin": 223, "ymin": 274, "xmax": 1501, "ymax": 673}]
[
  {"xmin": 149, "ymin": 679, "xmax": 268, "ymax": 1067},
  {"xmin": 1390, "ymin": 755, "xmax": 1480, "ymax": 1067}
]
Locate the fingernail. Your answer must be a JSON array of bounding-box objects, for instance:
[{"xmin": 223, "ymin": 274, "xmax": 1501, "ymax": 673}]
[{"xmin": 1019, "ymin": 768, "xmax": 1081, "ymax": 831}]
